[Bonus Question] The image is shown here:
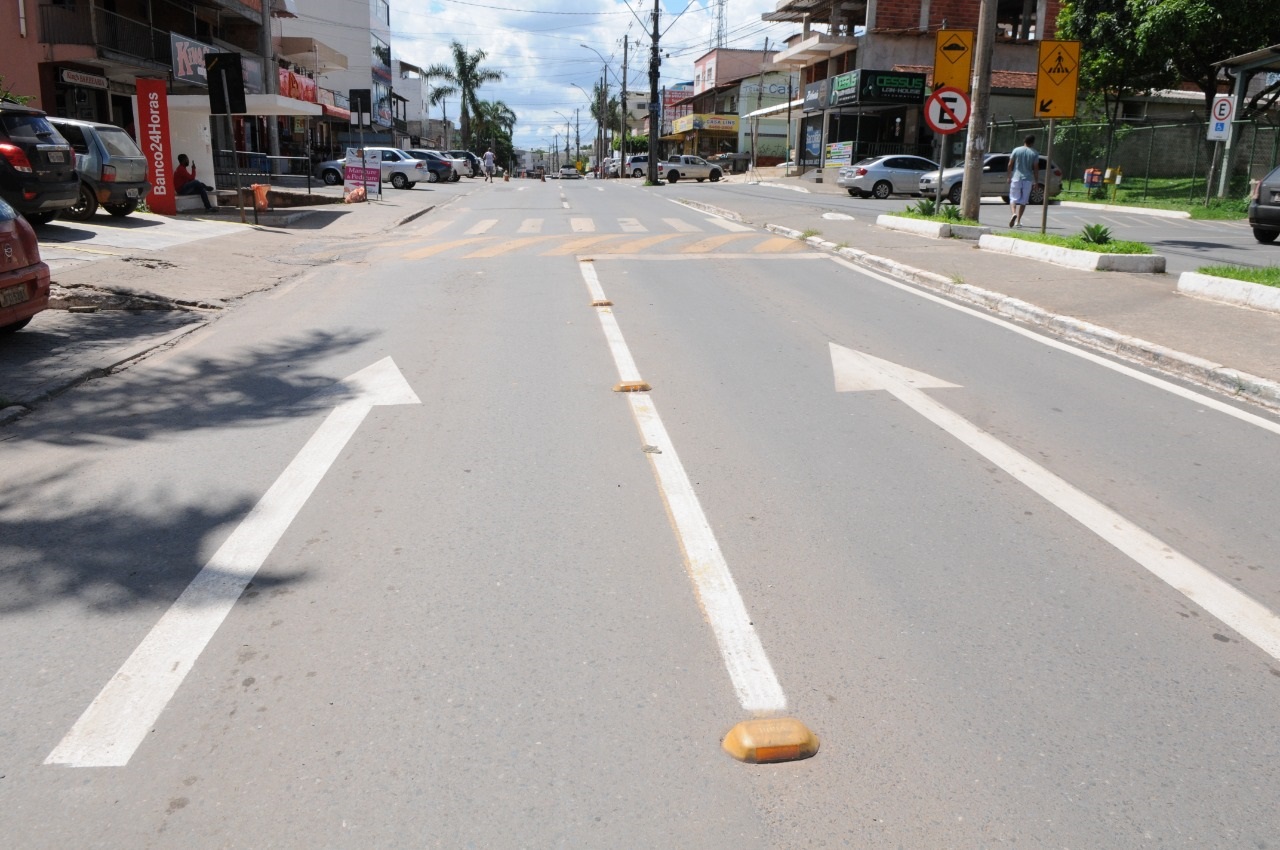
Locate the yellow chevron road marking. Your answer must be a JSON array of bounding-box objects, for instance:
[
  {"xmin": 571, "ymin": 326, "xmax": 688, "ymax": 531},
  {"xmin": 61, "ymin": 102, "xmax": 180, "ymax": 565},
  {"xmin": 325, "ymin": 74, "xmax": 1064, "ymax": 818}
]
[
  {"xmin": 464, "ymin": 236, "xmax": 558, "ymax": 258},
  {"xmin": 596, "ymin": 234, "xmax": 681, "ymax": 254},
  {"xmin": 679, "ymin": 233, "xmax": 755, "ymax": 253},
  {"xmin": 541, "ymin": 235, "xmax": 621, "ymax": 256},
  {"xmin": 402, "ymin": 236, "xmax": 492, "ymax": 259},
  {"xmin": 751, "ymin": 237, "xmax": 810, "ymax": 253}
]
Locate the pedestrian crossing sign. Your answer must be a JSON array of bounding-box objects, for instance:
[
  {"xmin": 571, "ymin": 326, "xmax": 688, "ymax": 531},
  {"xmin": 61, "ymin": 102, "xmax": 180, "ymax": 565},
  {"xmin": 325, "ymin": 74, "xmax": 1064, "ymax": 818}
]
[{"xmin": 1034, "ymin": 41, "xmax": 1080, "ymax": 119}]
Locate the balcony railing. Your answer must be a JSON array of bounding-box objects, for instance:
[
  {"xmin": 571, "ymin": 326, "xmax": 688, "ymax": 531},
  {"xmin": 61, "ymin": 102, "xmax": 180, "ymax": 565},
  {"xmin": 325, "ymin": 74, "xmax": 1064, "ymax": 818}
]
[{"xmin": 40, "ymin": 3, "xmax": 171, "ymax": 67}]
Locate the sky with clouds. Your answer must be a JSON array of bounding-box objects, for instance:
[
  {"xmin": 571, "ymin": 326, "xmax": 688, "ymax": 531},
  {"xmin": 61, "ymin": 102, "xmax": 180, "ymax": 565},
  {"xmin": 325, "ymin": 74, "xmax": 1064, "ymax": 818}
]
[{"xmin": 390, "ymin": 0, "xmax": 797, "ymax": 151}]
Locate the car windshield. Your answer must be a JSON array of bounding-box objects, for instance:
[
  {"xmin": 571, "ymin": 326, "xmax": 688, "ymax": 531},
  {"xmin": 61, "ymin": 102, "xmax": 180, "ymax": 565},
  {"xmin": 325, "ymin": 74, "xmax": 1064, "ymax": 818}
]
[
  {"xmin": 852, "ymin": 158, "xmax": 877, "ymax": 166},
  {"xmin": 98, "ymin": 128, "xmax": 143, "ymax": 157},
  {"xmin": 1, "ymin": 114, "xmax": 62, "ymax": 143}
]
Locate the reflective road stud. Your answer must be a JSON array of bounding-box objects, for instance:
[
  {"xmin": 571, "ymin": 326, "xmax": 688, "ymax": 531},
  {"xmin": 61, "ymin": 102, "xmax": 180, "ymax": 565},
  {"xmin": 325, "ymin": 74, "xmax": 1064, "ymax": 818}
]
[{"xmin": 722, "ymin": 717, "xmax": 819, "ymax": 764}]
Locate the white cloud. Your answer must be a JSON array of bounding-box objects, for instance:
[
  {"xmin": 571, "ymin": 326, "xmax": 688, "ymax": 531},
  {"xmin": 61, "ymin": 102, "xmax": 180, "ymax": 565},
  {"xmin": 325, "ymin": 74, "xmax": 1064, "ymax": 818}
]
[{"xmin": 392, "ymin": 0, "xmax": 795, "ymax": 150}]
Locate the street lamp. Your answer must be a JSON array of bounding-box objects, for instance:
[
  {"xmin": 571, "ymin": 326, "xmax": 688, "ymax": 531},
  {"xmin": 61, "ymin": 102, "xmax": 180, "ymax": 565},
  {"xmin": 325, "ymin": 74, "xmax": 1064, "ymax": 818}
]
[
  {"xmin": 581, "ymin": 44, "xmax": 611, "ymax": 178},
  {"xmin": 571, "ymin": 82, "xmax": 602, "ymax": 176},
  {"xmin": 554, "ymin": 110, "xmax": 571, "ymax": 170}
]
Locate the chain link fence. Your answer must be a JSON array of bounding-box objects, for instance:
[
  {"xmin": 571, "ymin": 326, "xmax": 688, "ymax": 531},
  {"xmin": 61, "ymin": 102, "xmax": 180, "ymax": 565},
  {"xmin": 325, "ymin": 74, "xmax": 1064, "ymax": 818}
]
[{"xmin": 986, "ymin": 118, "xmax": 1280, "ymax": 202}]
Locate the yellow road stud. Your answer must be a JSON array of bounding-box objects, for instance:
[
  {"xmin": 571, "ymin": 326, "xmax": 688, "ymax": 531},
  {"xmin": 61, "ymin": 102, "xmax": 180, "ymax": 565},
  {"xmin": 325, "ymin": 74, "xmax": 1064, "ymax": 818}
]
[
  {"xmin": 722, "ymin": 717, "xmax": 819, "ymax": 764},
  {"xmin": 613, "ymin": 381, "xmax": 651, "ymax": 392}
]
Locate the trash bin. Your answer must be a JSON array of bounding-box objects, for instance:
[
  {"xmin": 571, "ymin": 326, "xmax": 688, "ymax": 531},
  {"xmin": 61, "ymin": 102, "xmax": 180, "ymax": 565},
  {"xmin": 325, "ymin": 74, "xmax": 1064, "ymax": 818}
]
[{"xmin": 250, "ymin": 183, "xmax": 270, "ymax": 212}]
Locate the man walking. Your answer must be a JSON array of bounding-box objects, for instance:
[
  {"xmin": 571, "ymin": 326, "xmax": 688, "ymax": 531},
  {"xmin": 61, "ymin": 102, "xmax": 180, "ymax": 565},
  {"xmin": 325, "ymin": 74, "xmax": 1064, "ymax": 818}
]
[
  {"xmin": 1006, "ymin": 134, "xmax": 1040, "ymax": 228},
  {"xmin": 483, "ymin": 148, "xmax": 495, "ymax": 183}
]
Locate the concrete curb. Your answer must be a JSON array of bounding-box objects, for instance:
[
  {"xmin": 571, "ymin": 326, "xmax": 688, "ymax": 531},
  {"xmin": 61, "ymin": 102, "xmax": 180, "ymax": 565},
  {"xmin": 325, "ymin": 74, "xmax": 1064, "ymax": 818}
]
[
  {"xmin": 763, "ymin": 223, "xmax": 1280, "ymax": 412},
  {"xmin": 1177, "ymin": 272, "xmax": 1280, "ymax": 314},
  {"xmin": 0, "ymin": 319, "xmax": 206, "ymax": 424},
  {"xmin": 978, "ymin": 234, "xmax": 1167, "ymax": 273},
  {"xmin": 876, "ymin": 214, "xmax": 992, "ymax": 241}
]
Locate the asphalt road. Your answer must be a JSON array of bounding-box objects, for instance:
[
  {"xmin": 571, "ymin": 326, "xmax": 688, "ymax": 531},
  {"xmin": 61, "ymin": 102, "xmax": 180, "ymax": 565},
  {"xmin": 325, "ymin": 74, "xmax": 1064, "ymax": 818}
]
[{"xmin": 3, "ymin": 179, "xmax": 1279, "ymax": 848}]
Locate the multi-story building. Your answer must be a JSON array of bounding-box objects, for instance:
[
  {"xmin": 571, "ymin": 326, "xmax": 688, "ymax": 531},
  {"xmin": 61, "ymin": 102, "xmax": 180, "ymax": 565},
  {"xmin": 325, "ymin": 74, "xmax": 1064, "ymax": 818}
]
[{"xmin": 762, "ymin": 0, "xmax": 1065, "ymax": 170}]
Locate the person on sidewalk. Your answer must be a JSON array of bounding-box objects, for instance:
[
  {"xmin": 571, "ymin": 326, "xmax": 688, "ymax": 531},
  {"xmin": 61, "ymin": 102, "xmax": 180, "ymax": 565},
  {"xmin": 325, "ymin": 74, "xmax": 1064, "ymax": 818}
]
[
  {"xmin": 1006, "ymin": 135, "xmax": 1040, "ymax": 228},
  {"xmin": 483, "ymin": 148, "xmax": 495, "ymax": 183},
  {"xmin": 174, "ymin": 154, "xmax": 215, "ymax": 211}
]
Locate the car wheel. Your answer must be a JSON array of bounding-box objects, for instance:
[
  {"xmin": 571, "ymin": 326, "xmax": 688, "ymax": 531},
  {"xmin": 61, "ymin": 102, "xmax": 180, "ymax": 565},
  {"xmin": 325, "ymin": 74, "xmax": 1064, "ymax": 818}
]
[
  {"xmin": 632, "ymin": 168, "xmax": 644, "ymax": 178},
  {"xmin": 65, "ymin": 183, "xmax": 99, "ymax": 221},
  {"xmin": 710, "ymin": 170, "xmax": 721, "ymax": 182},
  {"xmin": 1029, "ymin": 184, "xmax": 1045, "ymax": 205},
  {"xmin": 0, "ymin": 317, "xmax": 33, "ymax": 334},
  {"xmin": 872, "ymin": 180, "xmax": 892, "ymax": 200},
  {"xmin": 24, "ymin": 212, "xmax": 57, "ymax": 226},
  {"xmin": 391, "ymin": 173, "xmax": 409, "ymax": 189},
  {"xmin": 451, "ymin": 171, "xmax": 460, "ymax": 182},
  {"xmin": 948, "ymin": 183, "xmax": 963, "ymax": 205},
  {"xmin": 667, "ymin": 171, "xmax": 679, "ymax": 183},
  {"xmin": 103, "ymin": 200, "xmax": 138, "ymax": 217},
  {"xmin": 427, "ymin": 170, "xmax": 439, "ymax": 183},
  {"xmin": 1254, "ymin": 227, "xmax": 1280, "ymax": 244},
  {"xmin": 322, "ymin": 169, "xmax": 342, "ymax": 185},
  {"xmin": 696, "ymin": 177, "xmax": 705, "ymax": 182},
  {"xmin": 1001, "ymin": 195, "xmax": 1010, "ymax": 204}
]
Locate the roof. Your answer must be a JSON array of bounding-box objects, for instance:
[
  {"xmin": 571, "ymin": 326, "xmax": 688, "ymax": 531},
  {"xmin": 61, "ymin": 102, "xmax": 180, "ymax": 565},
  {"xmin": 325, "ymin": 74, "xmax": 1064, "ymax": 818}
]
[{"xmin": 1214, "ymin": 44, "xmax": 1280, "ymax": 71}]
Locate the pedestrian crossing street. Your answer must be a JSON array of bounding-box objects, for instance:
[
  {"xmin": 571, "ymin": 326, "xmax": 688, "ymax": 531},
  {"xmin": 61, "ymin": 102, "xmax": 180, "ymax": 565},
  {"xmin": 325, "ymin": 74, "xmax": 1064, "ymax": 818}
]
[{"xmin": 394, "ymin": 213, "xmax": 812, "ymax": 260}]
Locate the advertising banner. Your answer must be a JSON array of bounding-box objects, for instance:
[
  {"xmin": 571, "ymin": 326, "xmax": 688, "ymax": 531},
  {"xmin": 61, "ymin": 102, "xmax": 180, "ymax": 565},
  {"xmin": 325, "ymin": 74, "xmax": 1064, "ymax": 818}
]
[
  {"xmin": 136, "ymin": 79, "xmax": 176, "ymax": 215},
  {"xmin": 278, "ymin": 68, "xmax": 318, "ymax": 103},
  {"xmin": 672, "ymin": 114, "xmax": 740, "ymax": 134},
  {"xmin": 824, "ymin": 141, "xmax": 853, "ymax": 165},
  {"xmin": 171, "ymin": 33, "xmax": 213, "ymax": 87},
  {"xmin": 803, "ymin": 79, "xmax": 828, "ymax": 113},
  {"xmin": 829, "ymin": 72, "xmax": 859, "ymax": 108},
  {"xmin": 343, "ymin": 148, "xmax": 381, "ymax": 188}
]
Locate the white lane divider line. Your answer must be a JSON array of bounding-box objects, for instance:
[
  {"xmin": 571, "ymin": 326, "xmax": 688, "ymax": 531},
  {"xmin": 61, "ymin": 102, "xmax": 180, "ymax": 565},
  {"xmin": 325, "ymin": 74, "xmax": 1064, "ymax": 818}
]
[
  {"xmin": 465, "ymin": 219, "xmax": 497, "ymax": 235},
  {"xmin": 578, "ymin": 261, "xmax": 787, "ymax": 714},
  {"xmin": 46, "ymin": 359, "xmax": 421, "ymax": 767}
]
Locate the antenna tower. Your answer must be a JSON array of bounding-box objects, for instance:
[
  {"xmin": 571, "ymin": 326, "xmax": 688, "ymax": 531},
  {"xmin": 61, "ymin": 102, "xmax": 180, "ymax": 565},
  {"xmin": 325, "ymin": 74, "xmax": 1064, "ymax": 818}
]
[{"xmin": 715, "ymin": 0, "xmax": 728, "ymax": 48}]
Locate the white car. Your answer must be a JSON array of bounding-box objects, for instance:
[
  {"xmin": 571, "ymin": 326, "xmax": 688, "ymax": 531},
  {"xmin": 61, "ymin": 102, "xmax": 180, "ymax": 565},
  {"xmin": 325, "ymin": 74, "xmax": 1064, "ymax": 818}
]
[
  {"xmin": 559, "ymin": 165, "xmax": 582, "ymax": 179},
  {"xmin": 417, "ymin": 149, "xmax": 468, "ymax": 181}
]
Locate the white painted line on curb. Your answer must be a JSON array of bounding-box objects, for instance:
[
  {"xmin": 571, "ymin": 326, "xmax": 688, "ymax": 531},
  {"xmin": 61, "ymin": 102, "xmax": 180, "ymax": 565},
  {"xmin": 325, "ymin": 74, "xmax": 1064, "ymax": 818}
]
[
  {"xmin": 578, "ymin": 261, "xmax": 787, "ymax": 714},
  {"xmin": 46, "ymin": 358, "xmax": 421, "ymax": 767}
]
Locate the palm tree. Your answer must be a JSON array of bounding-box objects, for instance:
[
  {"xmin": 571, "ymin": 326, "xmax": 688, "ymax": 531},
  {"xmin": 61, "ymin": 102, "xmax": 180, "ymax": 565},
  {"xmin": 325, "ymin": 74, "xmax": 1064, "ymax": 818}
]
[
  {"xmin": 425, "ymin": 41, "xmax": 504, "ymax": 150},
  {"xmin": 428, "ymin": 82, "xmax": 457, "ymax": 148},
  {"xmin": 472, "ymin": 99, "xmax": 517, "ymax": 165}
]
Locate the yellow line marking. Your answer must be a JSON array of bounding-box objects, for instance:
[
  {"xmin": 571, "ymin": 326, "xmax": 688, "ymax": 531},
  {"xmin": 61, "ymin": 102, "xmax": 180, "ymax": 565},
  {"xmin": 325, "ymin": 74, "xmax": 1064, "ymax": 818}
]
[
  {"xmin": 679, "ymin": 233, "xmax": 754, "ymax": 253},
  {"xmin": 595, "ymin": 234, "xmax": 681, "ymax": 254},
  {"xmin": 402, "ymin": 236, "xmax": 491, "ymax": 259},
  {"xmin": 752, "ymin": 236, "xmax": 810, "ymax": 253},
  {"xmin": 464, "ymin": 235, "xmax": 557, "ymax": 258},
  {"xmin": 541, "ymin": 234, "xmax": 620, "ymax": 255}
]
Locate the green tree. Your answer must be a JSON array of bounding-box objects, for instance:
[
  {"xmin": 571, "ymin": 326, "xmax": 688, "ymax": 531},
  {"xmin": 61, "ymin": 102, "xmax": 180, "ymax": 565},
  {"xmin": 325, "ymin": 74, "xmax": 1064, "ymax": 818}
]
[
  {"xmin": 1135, "ymin": 0, "xmax": 1280, "ymax": 120},
  {"xmin": 0, "ymin": 75, "xmax": 34, "ymax": 105},
  {"xmin": 471, "ymin": 99, "xmax": 517, "ymax": 165},
  {"xmin": 424, "ymin": 42, "xmax": 504, "ymax": 150}
]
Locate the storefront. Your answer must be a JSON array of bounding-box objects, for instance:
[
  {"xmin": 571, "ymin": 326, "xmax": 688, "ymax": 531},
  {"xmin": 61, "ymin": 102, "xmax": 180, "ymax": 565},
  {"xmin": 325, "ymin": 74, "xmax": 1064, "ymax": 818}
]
[
  {"xmin": 805, "ymin": 70, "xmax": 929, "ymax": 170},
  {"xmin": 669, "ymin": 114, "xmax": 741, "ymax": 159}
]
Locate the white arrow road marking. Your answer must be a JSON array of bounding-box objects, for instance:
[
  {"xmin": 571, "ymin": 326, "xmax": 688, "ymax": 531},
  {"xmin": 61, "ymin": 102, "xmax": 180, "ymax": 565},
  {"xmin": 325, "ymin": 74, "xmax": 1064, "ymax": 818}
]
[
  {"xmin": 831, "ymin": 342, "xmax": 1280, "ymax": 661},
  {"xmin": 580, "ymin": 261, "xmax": 787, "ymax": 713},
  {"xmin": 47, "ymin": 358, "xmax": 421, "ymax": 767}
]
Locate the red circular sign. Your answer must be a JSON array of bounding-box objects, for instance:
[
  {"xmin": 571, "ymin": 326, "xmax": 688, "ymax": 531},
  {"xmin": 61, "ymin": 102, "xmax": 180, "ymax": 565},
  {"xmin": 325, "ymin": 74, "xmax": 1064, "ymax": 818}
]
[{"xmin": 924, "ymin": 86, "xmax": 971, "ymax": 135}]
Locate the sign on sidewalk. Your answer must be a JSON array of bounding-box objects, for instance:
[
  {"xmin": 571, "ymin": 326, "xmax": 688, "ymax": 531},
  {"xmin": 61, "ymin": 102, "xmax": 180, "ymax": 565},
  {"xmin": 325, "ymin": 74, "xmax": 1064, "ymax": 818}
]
[
  {"xmin": 1034, "ymin": 41, "xmax": 1080, "ymax": 119},
  {"xmin": 932, "ymin": 30, "xmax": 974, "ymax": 94},
  {"xmin": 343, "ymin": 148, "xmax": 381, "ymax": 189},
  {"xmin": 924, "ymin": 87, "xmax": 970, "ymax": 135}
]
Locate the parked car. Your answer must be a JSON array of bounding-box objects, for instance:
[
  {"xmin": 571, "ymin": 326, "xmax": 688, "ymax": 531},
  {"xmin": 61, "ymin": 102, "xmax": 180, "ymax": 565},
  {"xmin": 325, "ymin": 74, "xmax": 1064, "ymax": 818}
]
[
  {"xmin": 446, "ymin": 150, "xmax": 482, "ymax": 178},
  {"xmin": 559, "ymin": 164, "xmax": 581, "ymax": 179},
  {"xmin": 919, "ymin": 153, "xmax": 1063, "ymax": 205},
  {"xmin": 0, "ymin": 101, "xmax": 78, "ymax": 226},
  {"xmin": 0, "ymin": 196, "xmax": 51, "ymax": 334},
  {"xmin": 315, "ymin": 147, "xmax": 425, "ymax": 189},
  {"xmin": 47, "ymin": 117, "xmax": 151, "ymax": 220},
  {"xmin": 1248, "ymin": 164, "xmax": 1280, "ymax": 244},
  {"xmin": 626, "ymin": 154, "xmax": 649, "ymax": 178},
  {"xmin": 836, "ymin": 154, "xmax": 939, "ymax": 199},
  {"xmin": 406, "ymin": 149, "xmax": 456, "ymax": 183},
  {"xmin": 657, "ymin": 155, "xmax": 723, "ymax": 183},
  {"xmin": 423, "ymin": 149, "xmax": 467, "ymax": 180}
]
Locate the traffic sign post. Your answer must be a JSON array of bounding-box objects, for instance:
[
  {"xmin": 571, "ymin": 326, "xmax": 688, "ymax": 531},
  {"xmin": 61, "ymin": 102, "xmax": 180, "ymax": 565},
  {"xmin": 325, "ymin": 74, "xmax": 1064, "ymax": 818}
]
[
  {"xmin": 923, "ymin": 87, "xmax": 970, "ymax": 206},
  {"xmin": 1207, "ymin": 95, "xmax": 1234, "ymax": 141},
  {"xmin": 932, "ymin": 30, "xmax": 974, "ymax": 94},
  {"xmin": 1034, "ymin": 41, "xmax": 1080, "ymax": 119}
]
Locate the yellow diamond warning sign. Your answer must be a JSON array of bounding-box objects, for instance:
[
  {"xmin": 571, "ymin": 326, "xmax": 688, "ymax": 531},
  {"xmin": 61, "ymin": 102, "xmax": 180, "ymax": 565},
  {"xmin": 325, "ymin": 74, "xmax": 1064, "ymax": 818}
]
[
  {"xmin": 932, "ymin": 30, "xmax": 974, "ymax": 94},
  {"xmin": 1035, "ymin": 40, "xmax": 1080, "ymax": 119}
]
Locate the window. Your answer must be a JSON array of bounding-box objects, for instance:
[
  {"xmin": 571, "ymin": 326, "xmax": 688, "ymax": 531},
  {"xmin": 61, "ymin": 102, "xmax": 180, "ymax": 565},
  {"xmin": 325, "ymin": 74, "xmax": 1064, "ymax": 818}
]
[{"xmin": 371, "ymin": 0, "xmax": 390, "ymax": 25}]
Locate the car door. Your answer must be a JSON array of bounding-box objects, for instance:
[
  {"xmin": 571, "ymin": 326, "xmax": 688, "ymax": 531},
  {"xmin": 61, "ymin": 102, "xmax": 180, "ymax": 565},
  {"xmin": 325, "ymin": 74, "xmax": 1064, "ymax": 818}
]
[
  {"xmin": 378, "ymin": 150, "xmax": 401, "ymax": 180},
  {"xmin": 982, "ymin": 154, "xmax": 1010, "ymax": 195}
]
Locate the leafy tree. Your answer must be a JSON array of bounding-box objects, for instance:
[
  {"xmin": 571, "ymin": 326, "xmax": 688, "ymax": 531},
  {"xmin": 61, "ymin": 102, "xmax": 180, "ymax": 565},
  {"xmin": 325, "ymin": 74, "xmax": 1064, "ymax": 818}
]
[
  {"xmin": 0, "ymin": 75, "xmax": 34, "ymax": 105},
  {"xmin": 424, "ymin": 42, "xmax": 504, "ymax": 150},
  {"xmin": 471, "ymin": 99, "xmax": 517, "ymax": 166},
  {"xmin": 1135, "ymin": 0, "xmax": 1280, "ymax": 120}
]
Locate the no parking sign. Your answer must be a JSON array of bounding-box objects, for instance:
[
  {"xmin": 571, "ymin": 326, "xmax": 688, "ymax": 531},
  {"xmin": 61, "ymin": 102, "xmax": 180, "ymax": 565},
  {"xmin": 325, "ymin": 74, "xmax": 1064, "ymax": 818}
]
[{"xmin": 1208, "ymin": 95, "xmax": 1235, "ymax": 141}]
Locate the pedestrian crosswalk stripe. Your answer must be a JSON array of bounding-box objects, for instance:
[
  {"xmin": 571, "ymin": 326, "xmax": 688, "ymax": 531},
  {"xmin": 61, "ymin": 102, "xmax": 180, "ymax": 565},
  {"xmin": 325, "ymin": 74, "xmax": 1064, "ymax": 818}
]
[
  {"xmin": 465, "ymin": 219, "xmax": 498, "ymax": 235},
  {"xmin": 542, "ymin": 234, "xmax": 619, "ymax": 255},
  {"xmin": 707, "ymin": 218, "xmax": 753, "ymax": 232},
  {"xmin": 663, "ymin": 217, "xmax": 703, "ymax": 232},
  {"xmin": 517, "ymin": 218, "xmax": 543, "ymax": 233},
  {"xmin": 680, "ymin": 233, "xmax": 755, "ymax": 253},
  {"xmin": 618, "ymin": 217, "xmax": 647, "ymax": 232},
  {"xmin": 752, "ymin": 236, "xmax": 809, "ymax": 253},
  {"xmin": 570, "ymin": 218, "xmax": 595, "ymax": 233},
  {"xmin": 602, "ymin": 234, "xmax": 681, "ymax": 253},
  {"xmin": 464, "ymin": 236, "xmax": 557, "ymax": 258}
]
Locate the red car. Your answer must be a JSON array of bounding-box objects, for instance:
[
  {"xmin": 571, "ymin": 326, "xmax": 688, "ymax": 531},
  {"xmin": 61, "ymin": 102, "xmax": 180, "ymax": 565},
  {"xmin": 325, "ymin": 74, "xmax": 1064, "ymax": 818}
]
[{"xmin": 0, "ymin": 197, "xmax": 51, "ymax": 334}]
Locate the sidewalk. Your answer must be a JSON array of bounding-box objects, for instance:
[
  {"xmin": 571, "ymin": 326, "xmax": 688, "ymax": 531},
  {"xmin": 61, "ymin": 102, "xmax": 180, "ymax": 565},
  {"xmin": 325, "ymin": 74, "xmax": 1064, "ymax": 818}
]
[
  {"xmin": 0, "ymin": 189, "xmax": 445, "ymax": 423},
  {"xmin": 698, "ymin": 168, "xmax": 1280, "ymax": 411}
]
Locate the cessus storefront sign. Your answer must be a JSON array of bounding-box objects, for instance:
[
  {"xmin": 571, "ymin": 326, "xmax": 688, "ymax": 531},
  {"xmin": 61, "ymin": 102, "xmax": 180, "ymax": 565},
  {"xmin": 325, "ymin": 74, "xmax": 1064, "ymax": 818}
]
[{"xmin": 136, "ymin": 78, "xmax": 176, "ymax": 215}]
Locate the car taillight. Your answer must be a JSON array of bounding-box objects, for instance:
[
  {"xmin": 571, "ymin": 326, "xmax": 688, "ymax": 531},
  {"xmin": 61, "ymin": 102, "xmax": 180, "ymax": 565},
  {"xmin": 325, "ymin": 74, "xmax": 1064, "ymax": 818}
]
[
  {"xmin": 0, "ymin": 142, "xmax": 34, "ymax": 173},
  {"xmin": 856, "ymin": 167, "xmax": 868, "ymax": 176},
  {"xmin": 1253, "ymin": 179, "xmax": 1263, "ymax": 201},
  {"xmin": 101, "ymin": 164, "xmax": 117, "ymax": 182}
]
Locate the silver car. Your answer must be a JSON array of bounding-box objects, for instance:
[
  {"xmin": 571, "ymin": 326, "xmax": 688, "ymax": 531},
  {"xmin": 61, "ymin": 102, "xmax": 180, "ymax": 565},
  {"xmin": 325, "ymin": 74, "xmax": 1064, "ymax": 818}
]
[
  {"xmin": 836, "ymin": 154, "xmax": 938, "ymax": 199},
  {"xmin": 918, "ymin": 153, "xmax": 1064, "ymax": 205},
  {"xmin": 316, "ymin": 147, "xmax": 425, "ymax": 189}
]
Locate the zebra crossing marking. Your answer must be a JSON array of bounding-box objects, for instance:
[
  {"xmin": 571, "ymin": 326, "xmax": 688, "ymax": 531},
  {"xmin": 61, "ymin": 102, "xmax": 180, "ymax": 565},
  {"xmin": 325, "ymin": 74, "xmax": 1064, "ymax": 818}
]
[{"xmin": 465, "ymin": 219, "xmax": 498, "ymax": 235}]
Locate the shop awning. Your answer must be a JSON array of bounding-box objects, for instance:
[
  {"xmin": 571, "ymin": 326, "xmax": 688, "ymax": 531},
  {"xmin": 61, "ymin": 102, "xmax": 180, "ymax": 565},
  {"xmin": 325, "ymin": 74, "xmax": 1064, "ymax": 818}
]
[
  {"xmin": 277, "ymin": 37, "xmax": 349, "ymax": 73},
  {"xmin": 166, "ymin": 94, "xmax": 322, "ymax": 117},
  {"xmin": 320, "ymin": 103, "xmax": 351, "ymax": 120},
  {"xmin": 743, "ymin": 99, "xmax": 803, "ymax": 119}
]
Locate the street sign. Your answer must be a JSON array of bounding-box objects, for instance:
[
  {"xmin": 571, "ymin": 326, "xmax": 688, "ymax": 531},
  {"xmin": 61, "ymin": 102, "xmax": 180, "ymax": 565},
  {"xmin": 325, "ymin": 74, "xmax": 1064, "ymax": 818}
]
[
  {"xmin": 924, "ymin": 87, "xmax": 970, "ymax": 135},
  {"xmin": 1207, "ymin": 95, "xmax": 1235, "ymax": 141},
  {"xmin": 932, "ymin": 30, "xmax": 974, "ymax": 94},
  {"xmin": 1034, "ymin": 40, "xmax": 1080, "ymax": 119}
]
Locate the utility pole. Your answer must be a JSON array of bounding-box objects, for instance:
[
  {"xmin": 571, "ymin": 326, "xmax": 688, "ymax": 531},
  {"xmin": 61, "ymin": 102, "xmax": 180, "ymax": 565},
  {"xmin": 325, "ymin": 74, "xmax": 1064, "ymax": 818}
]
[
  {"xmin": 575, "ymin": 108, "xmax": 580, "ymax": 166},
  {"xmin": 960, "ymin": 0, "xmax": 997, "ymax": 221},
  {"xmin": 647, "ymin": 0, "xmax": 660, "ymax": 184},
  {"xmin": 753, "ymin": 38, "xmax": 769, "ymax": 173},
  {"xmin": 599, "ymin": 68, "xmax": 607, "ymax": 177},
  {"xmin": 621, "ymin": 35, "xmax": 629, "ymax": 176}
]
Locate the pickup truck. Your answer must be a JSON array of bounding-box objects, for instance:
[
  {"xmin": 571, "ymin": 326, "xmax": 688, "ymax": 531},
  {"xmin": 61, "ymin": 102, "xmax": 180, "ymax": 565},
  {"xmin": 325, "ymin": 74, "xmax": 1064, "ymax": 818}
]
[{"xmin": 657, "ymin": 155, "xmax": 723, "ymax": 184}]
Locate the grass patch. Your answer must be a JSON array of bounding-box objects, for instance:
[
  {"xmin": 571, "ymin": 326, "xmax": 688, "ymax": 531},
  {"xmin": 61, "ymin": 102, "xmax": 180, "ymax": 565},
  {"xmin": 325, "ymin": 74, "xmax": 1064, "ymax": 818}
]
[
  {"xmin": 894, "ymin": 208, "xmax": 981, "ymax": 226},
  {"xmin": 1006, "ymin": 230, "xmax": 1153, "ymax": 254},
  {"xmin": 1197, "ymin": 264, "xmax": 1280, "ymax": 287},
  {"xmin": 1056, "ymin": 176, "xmax": 1249, "ymax": 221},
  {"xmin": 800, "ymin": 228, "xmax": 821, "ymax": 239}
]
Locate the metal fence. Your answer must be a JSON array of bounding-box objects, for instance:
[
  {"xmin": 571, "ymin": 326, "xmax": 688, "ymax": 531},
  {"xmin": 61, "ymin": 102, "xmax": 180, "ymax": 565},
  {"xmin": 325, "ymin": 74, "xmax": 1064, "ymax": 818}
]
[
  {"xmin": 213, "ymin": 152, "xmax": 313, "ymax": 193},
  {"xmin": 986, "ymin": 117, "xmax": 1280, "ymax": 201}
]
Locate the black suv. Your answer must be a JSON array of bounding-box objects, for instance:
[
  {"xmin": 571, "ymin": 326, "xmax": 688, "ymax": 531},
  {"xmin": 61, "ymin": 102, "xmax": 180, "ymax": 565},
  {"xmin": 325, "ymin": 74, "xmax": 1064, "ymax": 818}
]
[
  {"xmin": 0, "ymin": 101, "xmax": 79, "ymax": 225},
  {"xmin": 1248, "ymin": 164, "xmax": 1280, "ymax": 244}
]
